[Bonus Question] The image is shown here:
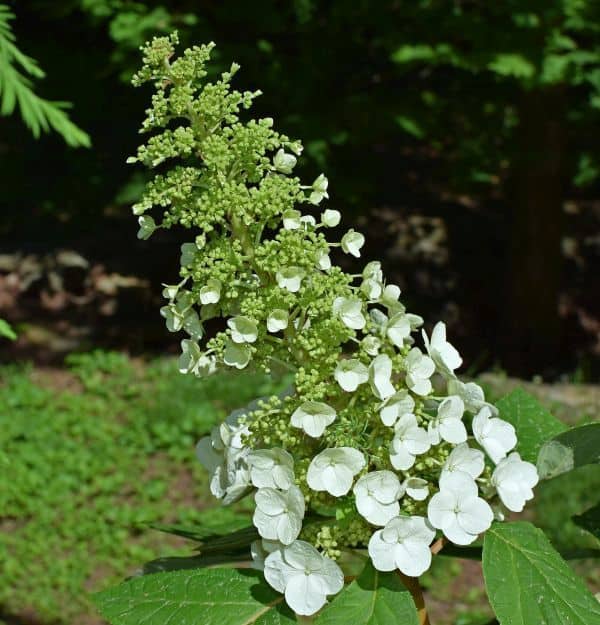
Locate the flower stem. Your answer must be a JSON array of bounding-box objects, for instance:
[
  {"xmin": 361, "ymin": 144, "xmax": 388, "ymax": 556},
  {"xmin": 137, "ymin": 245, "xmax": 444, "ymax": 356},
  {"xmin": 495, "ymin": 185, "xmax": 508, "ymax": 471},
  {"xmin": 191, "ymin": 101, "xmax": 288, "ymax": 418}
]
[
  {"xmin": 398, "ymin": 573, "xmax": 431, "ymax": 625},
  {"xmin": 296, "ymin": 615, "xmax": 314, "ymax": 624}
]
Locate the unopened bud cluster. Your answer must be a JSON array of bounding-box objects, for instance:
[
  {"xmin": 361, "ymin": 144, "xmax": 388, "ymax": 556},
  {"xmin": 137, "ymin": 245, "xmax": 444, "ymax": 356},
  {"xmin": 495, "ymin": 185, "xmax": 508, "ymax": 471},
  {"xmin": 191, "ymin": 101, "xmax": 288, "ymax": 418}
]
[{"xmin": 131, "ymin": 34, "xmax": 539, "ymax": 617}]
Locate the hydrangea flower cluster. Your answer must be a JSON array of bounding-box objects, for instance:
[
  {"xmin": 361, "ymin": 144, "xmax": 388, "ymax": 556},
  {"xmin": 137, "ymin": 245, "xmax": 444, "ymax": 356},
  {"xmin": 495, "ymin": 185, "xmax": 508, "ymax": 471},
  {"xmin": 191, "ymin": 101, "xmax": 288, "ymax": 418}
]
[{"xmin": 131, "ymin": 34, "xmax": 539, "ymax": 616}]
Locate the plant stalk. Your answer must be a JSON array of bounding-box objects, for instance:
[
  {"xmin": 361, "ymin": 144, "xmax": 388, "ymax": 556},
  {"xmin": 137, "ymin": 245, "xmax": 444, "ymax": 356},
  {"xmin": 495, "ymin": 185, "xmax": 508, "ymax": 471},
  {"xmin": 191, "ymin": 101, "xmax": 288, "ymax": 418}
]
[{"xmin": 398, "ymin": 573, "xmax": 430, "ymax": 625}]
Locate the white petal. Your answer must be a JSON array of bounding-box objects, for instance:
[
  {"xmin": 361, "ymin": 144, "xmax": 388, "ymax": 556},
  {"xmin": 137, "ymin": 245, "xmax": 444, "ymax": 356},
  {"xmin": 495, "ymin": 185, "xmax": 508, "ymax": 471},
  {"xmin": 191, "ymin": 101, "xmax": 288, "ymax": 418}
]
[
  {"xmin": 256, "ymin": 488, "xmax": 286, "ymax": 515},
  {"xmin": 277, "ymin": 513, "xmax": 302, "ymax": 545},
  {"xmin": 439, "ymin": 418, "xmax": 468, "ymax": 444},
  {"xmin": 369, "ymin": 354, "xmax": 396, "ymax": 400},
  {"xmin": 441, "ymin": 518, "xmax": 478, "ymax": 546},
  {"xmin": 282, "ymin": 541, "xmax": 322, "ymax": 570},
  {"xmin": 285, "ymin": 574, "xmax": 327, "ymax": 616},
  {"xmin": 264, "ymin": 550, "xmax": 296, "ymax": 593},
  {"xmin": 390, "ymin": 444, "xmax": 416, "ymax": 471},
  {"xmin": 404, "ymin": 478, "xmax": 429, "ymax": 501},
  {"xmin": 318, "ymin": 558, "xmax": 345, "ymax": 594},
  {"xmin": 439, "ymin": 470, "xmax": 479, "ymax": 498},
  {"xmin": 457, "ymin": 497, "xmax": 493, "ymax": 535},
  {"xmin": 427, "ymin": 491, "xmax": 457, "ymax": 530},
  {"xmin": 394, "ymin": 542, "xmax": 432, "ymax": 577},
  {"xmin": 368, "ymin": 531, "xmax": 397, "ymax": 571}
]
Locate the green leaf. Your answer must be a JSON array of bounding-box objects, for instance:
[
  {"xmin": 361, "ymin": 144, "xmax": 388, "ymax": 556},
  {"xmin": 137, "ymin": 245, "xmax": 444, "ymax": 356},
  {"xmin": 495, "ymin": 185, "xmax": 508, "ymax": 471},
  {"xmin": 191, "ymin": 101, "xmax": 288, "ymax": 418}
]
[
  {"xmin": 573, "ymin": 502, "xmax": 600, "ymax": 541},
  {"xmin": 487, "ymin": 53, "xmax": 536, "ymax": 79},
  {"xmin": 395, "ymin": 115, "xmax": 425, "ymax": 139},
  {"xmin": 315, "ymin": 562, "xmax": 419, "ymax": 625},
  {"xmin": 0, "ymin": 318, "xmax": 16, "ymax": 340},
  {"xmin": 149, "ymin": 522, "xmax": 258, "ymax": 550},
  {"xmin": 94, "ymin": 568, "xmax": 295, "ymax": 625},
  {"xmin": 537, "ymin": 423, "xmax": 600, "ymax": 480},
  {"xmin": 495, "ymin": 389, "xmax": 566, "ymax": 463},
  {"xmin": 483, "ymin": 521, "xmax": 600, "ymax": 625},
  {"xmin": 141, "ymin": 552, "xmax": 251, "ymax": 575}
]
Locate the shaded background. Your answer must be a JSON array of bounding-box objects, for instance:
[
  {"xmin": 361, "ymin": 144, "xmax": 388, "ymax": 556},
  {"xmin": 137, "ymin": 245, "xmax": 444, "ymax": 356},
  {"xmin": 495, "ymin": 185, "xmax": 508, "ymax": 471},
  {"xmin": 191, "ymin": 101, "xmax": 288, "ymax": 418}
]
[{"xmin": 2, "ymin": 1, "xmax": 600, "ymax": 378}]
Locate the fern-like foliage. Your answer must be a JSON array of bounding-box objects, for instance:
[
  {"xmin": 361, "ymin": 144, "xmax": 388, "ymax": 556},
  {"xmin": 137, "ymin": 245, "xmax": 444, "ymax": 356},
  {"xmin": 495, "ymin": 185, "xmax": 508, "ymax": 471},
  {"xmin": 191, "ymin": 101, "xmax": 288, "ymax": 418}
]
[{"xmin": 0, "ymin": 5, "xmax": 90, "ymax": 147}]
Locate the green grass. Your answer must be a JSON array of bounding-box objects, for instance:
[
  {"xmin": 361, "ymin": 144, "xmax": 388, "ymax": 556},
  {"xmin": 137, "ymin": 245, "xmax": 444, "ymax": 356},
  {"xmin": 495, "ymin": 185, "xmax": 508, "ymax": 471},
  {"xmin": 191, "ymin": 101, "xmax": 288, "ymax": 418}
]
[{"xmin": 0, "ymin": 351, "xmax": 286, "ymax": 624}]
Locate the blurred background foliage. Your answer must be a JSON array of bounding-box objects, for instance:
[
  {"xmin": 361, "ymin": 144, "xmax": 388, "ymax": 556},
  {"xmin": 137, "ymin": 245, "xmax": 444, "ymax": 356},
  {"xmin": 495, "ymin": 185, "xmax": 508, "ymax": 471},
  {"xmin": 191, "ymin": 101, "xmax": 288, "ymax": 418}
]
[{"xmin": 2, "ymin": 0, "xmax": 600, "ymax": 377}]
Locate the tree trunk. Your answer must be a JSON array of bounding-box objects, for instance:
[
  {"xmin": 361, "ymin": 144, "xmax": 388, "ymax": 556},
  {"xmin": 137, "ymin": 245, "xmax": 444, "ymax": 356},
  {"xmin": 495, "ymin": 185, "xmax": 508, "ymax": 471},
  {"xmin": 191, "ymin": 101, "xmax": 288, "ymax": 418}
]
[{"xmin": 505, "ymin": 85, "xmax": 567, "ymax": 375}]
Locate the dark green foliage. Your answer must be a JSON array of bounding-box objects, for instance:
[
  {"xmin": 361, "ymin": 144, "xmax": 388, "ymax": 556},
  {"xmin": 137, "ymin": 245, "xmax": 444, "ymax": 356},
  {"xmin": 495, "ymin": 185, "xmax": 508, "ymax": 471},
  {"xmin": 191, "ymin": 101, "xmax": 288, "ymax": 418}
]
[{"xmin": 3, "ymin": 2, "xmax": 600, "ymax": 372}]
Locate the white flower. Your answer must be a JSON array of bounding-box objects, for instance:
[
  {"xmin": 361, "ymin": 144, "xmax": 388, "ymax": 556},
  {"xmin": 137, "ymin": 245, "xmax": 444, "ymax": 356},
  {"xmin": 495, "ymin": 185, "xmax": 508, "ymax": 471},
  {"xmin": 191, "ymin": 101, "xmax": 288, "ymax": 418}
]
[
  {"xmin": 179, "ymin": 344, "xmax": 215, "ymax": 377},
  {"xmin": 334, "ymin": 358, "xmax": 368, "ymax": 391},
  {"xmin": 315, "ymin": 249, "xmax": 331, "ymax": 270},
  {"xmin": 472, "ymin": 406, "xmax": 517, "ymax": 464},
  {"xmin": 264, "ymin": 541, "xmax": 344, "ymax": 615},
  {"xmin": 223, "ymin": 340, "xmax": 252, "ymax": 369},
  {"xmin": 491, "ymin": 452, "xmax": 539, "ymax": 512},
  {"xmin": 405, "ymin": 347, "xmax": 435, "ymax": 396},
  {"xmin": 162, "ymin": 283, "xmax": 180, "ymax": 300},
  {"xmin": 276, "ymin": 267, "xmax": 304, "ymax": 293},
  {"xmin": 290, "ymin": 401, "xmax": 336, "ymax": 438},
  {"xmin": 361, "ymin": 277, "xmax": 382, "ymax": 300},
  {"xmin": 321, "ymin": 209, "xmax": 341, "ymax": 227},
  {"xmin": 196, "ymin": 409, "xmax": 251, "ymax": 505},
  {"xmin": 380, "ymin": 284, "xmax": 402, "ymax": 313},
  {"xmin": 228, "ymin": 316, "xmax": 259, "ymax": 343},
  {"xmin": 368, "ymin": 516, "xmax": 435, "ymax": 577},
  {"xmin": 389, "ymin": 414, "xmax": 430, "ymax": 470},
  {"xmin": 333, "ymin": 297, "xmax": 366, "ymax": 330},
  {"xmin": 368, "ymin": 354, "xmax": 396, "ymax": 400},
  {"xmin": 361, "ymin": 335, "xmax": 381, "ymax": 356},
  {"xmin": 427, "ymin": 471, "xmax": 493, "ymax": 545},
  {"xmin": 380, "ymin": 390, "xmax": 415, "ymax": 427},
  {"xmin": 274, "ymin": 149, "xmax": 297, "ymax": 174},
  {"xmin": 341, "ymin": 229, "xmax": 365, "ymax": 257},
  {"xmin": 300, "ymin": 215, "xmax": 316, "ymax": 228},
  {"xmin": 178, "ymin": 339, "xmax": 204, "ymax": 375},
  {"xmin": 369, "ymin": 308, "xmax": 388, "ymax": 328},
  {"xmin": 442, "ymin": 443, "xmax": 485, "ymax": 479},
  {"xmin": 386, "ymin": 312, "xmax": 423, "ymax": 348},
  {"xmin": 423, "ymin": 322, "xmax": 462, "ymax": 378},
  {"xmin": 309, "ymin": 174, "xmax": 329, "ymax": 205},
  {"xmin": 353, "ymin": 470, "xmax": 404, "ymax": 526},
  {"xmin": 267, "ymin": 309, "xmax": 289, "ymax": 333},
  {"xmin": 428, "ymin": 396, "xmax": 467, "ymax": 445},
  {"xmin": 247, "ymin": 448, "xmax": 295, "ymax": 490},
  {"xmin": 447, "ymin": 379, "xmax": 498, "ymax": 415},
  {"xmin": 137, "ymin": 215, "xmax": 156, "ymax": 240},
  {"xmin": 199, "ymin": 278, "xmax": 221, "ymax": 305},
  {"xmin": 254, "ymin": 486, "xmax": 305, "ymax": 545},
  {"xmin": 282, "ymin": 209, "xmax": 302, "ymax": 230},
  {"xmin": 250, "ymin": 538, "xmax": 281, "ymax": 571},
  {"xmin": 404, "ymin": 477, "xmax": 429, "ymax": 501},
  {"xmin": 160, "ymin": 304, "xmax": 183, "ymax": 332},
  {"xmin": 363, "ymin": 261, "xmax": 383, "ymax": 281},
  {"xmin": 307, "ymin": 447, "xmax": 366, "ymax": 497}
]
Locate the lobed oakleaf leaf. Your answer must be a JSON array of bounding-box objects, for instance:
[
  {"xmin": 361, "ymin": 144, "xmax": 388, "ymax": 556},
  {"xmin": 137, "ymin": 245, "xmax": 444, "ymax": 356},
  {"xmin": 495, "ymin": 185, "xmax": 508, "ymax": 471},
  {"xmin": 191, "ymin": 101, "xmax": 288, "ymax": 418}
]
[
  {"xmin": 315, "ymin": 562, "xmax": 419, "ymax": 625},
  {"xmin": 495, "ymin": 389, "xmax": 566, "ymax": 463},
  {"xmin": 482, "ymin": 521, "xmax": 600, "ymax": 625},
  {"xmin": 94, "ymin": 568, "xmax": 295, "ymax": 625},
  {"xmin": 537, "ymin": 423, "xmax": 600, "ymax": 480}
]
